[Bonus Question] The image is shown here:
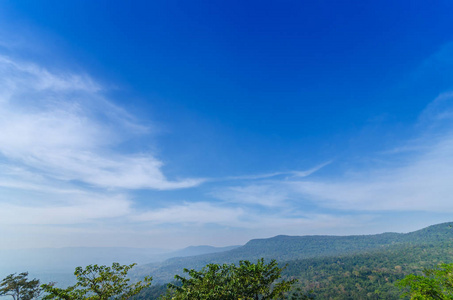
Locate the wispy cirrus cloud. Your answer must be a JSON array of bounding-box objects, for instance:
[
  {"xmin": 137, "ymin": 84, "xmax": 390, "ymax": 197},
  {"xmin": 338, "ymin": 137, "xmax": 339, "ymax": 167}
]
[
  {"xmin": 131, "ymin": 200, "xmax": 368, "ymax": 236},
  {"xmin": 211, "ymin": 184, "xmax": 291, "ymax": 207},
  {"xmin": 208, "ymin": 162, "xmax": 331, "ymax": 207},
  {"xmin": 211, "ymin": 92, "xmax": 453, "ymax": 214},
  {"xmin": 0, "ymin": 54, "xmax": 203, "ymax": 191},
  {"xmin": 3, "ymin": 38, "xmax": 453, "ymax": 249},
  {"xmin": 216, "ymin": 161, "xmax": 331, "ymax": 182},
  {"xmin": 0, "ymin": 53, "xmax": 331, "ymax": 238},
  {"xmin": 291, "ymin": 95, "xmax": 453, "ymax": 212},
  {"xmin": 0, "ymin": 193, "xmax": 132, "ymax": 225},
  {"xmin": 133, "ymin": 202, "xmax": 245, "ymax": 225}
]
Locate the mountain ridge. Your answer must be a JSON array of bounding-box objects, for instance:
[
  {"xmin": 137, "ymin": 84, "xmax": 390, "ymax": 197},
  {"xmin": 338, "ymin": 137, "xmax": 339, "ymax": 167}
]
[{"xmin": 134, "ymin": 221, "xmax": 453, "ymax": 283}]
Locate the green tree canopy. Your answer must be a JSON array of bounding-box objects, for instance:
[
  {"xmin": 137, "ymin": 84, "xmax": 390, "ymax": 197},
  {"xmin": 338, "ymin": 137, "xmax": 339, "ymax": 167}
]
[
  {"xmin": 41, "ymin": 263, "xmax": 151, "ymax": 300},
  {"xmin": 397, "ymin": 262, "xmax": 453, "ymax": 299},
  {"xmin": 163, "ymin": 258, "xmax": 296, "ymax": 300},
  {"xmin": 0, "ymin": 272, "xmax": 41, "ymax": 300}
]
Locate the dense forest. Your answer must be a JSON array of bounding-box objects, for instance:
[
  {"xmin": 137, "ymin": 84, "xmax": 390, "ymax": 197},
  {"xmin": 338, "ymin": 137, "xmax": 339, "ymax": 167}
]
[
  {"xmin": 132, "ymin": 241, "xmax": 453, "ymax": 299},
  {"xmin": 133, "ymin": 222, "xmax": 453, "ymax": 299},
  {"xmin": 132, "ymin": 222, "xmax": 453, "ymax": 283},
  {"xmin": 283, "ymin": 241, "xmax": 453, "ymax": 299}
]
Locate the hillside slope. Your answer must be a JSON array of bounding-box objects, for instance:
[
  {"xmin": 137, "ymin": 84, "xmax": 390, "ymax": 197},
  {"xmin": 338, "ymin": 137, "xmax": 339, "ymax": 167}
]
[
  {"xmin": 133, "ymin": 222, "xmax": 453, "ymax": 283},
  {"xmin": 283, "ymin": 240, "xmax": 453, "ymax": 299}
]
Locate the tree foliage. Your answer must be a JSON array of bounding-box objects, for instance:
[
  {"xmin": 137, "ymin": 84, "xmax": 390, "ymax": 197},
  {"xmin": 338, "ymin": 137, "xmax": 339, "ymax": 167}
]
[
  {"xmin": 163, "ymin": 258, "xmax": 296, "ymax": 300},
  {"xmin": 41, "ymin": 263, "xmax": 152, "ymax": 300},
  {"xmin": 397, "ymin": 263, "xmax": 453, "ymax": 299},
  {"xmin": 0, "ymin": 272, "xmax": 41, "ymax": 300},
  {"xmin": 279, "ymin": 240, "xmax": 453, "ymax": 299}
]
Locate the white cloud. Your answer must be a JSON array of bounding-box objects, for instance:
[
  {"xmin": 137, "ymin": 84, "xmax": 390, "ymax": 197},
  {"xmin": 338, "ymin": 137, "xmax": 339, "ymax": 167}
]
[
  {"xmin": 206, "ymin": 92, "xmax": 453, "ymax": 214},
  {"xmin": 131, "ymin": 200, "xmax": 366, "ymax": 237},
  {"xmin": 209, "ymin": 162, "xmax": 331, "ymax": 207},
  {"xmin": 211, "ymin": 184, "xmax": 290, "ymax": 207},
  {"xmin": 3, "ymin": 39, "xmax": 453, "ymax": 249},
  {"xmin": 0, "ymin": 55, "xmax": 100, "ymax": 93},
  {"xmin": 291, "ymin": 131, "xmax": 453, "ymax": 212},
  {"xmin": 0, "ymin": 188, "xmax": 132, "ymax": 225},
  {"xmin": 282, "ymin": 93, "xmax": 453, "ymax": 212},
  {"xmin": 133, "ymin": 202, "xmax": 245, "ymax": 225},
  {"xmin": 0, "ymin": 55, "xmax": 203, "ymax": 191},
  {"xmin": 217, "ymin": 161, "xmax": 331, "ymax": 182}
]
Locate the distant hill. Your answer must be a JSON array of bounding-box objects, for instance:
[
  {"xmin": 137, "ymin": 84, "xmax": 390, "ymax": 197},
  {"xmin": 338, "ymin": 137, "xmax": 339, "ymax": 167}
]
[
  {"xmin": 0, "ymin": 244, "xmax": 240, "ymax": 287},
  {"xmin": 0, "ymin": 247, "xmax": 168, "ymax": 275},
  {"xmin": 133, "ymin": 222, "xmax": 453, "ymax": 283},
  {"xmin": 167, "ymin": 245, "xmax": 240, "ymax": 258},
  {"xmin": 137, "ymin": 240, "xmax": 453, "ymax": 300},
  {"xmin": 4, "ymin": 221, "xmax": 453, "ymax": 298}
]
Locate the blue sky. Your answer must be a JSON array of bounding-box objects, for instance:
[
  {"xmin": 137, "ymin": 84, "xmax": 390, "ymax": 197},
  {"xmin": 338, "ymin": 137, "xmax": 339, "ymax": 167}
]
[{"xmin": 1, "ymin": 0, "xmax": 453, "ymax": 249}]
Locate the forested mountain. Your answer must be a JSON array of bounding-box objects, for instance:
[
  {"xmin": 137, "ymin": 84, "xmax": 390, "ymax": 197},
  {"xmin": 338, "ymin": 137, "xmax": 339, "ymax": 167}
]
[
  {"xmin": 4, "ymin": 222, "xmax": 453, "ymax": 299},
  {"xmin": 133, "ymin": 222, "xmax": 453, "ymax": 284},
  {"xmin": 283, "ymin": 241, "xmax": 453, "ymax": 299},
  {"xmin": 134, "ymin": 222, "xmax": 453, "ymax": 299}
]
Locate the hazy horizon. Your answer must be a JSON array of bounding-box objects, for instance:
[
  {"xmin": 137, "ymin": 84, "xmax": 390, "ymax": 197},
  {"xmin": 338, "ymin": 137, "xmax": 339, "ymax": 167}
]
[
  {"xmin": 0, "ymin": 222, "xmax": 442, "ymax": 251},
  {"xmin": 1, "ymin": 1, "xmax": 453, "ymax": 250},
  {"xmin": 0, "ymin": 220, "xmax": 447, "ymax": 282}
]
